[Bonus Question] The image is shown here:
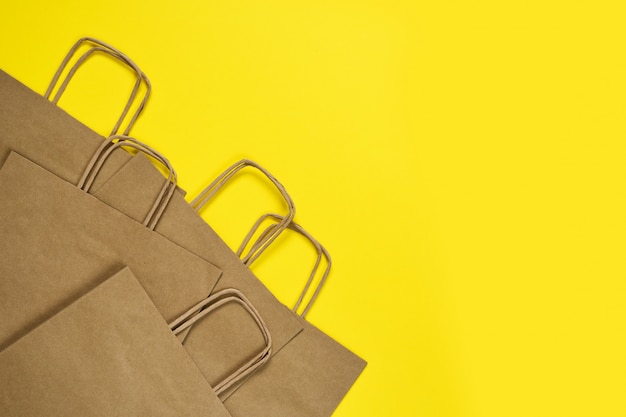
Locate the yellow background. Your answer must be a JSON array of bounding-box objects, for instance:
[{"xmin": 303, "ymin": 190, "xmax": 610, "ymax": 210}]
[{"xmin": 2, "ymin": 1, "xmax": 626, "ymax": 416}]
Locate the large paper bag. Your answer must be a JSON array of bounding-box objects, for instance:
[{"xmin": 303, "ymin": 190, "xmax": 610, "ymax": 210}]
[
  {"xmin": 0, "ymin": 266, "xmax": 232, "ymax": 417},
  {"xmin": 0, "ymin": 38, "xmax": 152, "ymax": 192},
  {"xmin": 222, "ymin": 215, "xmax": 366, "ymax": 417},
  {"xmin": 0, "ymin": 151, "xmax": 221, "ymax": 350}
]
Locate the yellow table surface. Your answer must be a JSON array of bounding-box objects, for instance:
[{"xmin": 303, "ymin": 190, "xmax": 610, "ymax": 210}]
[{"xmin": 2, "ymin": 1, "xmax": 626, "ymax": 416}]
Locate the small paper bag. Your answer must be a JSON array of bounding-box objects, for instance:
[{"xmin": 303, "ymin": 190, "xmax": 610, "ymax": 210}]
[{"xmin": 0, "ymin": 266, "xmax": 232, "ymax": 417}]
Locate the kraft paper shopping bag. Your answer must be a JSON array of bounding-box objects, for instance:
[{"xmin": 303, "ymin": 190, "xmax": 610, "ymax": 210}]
[
  {"xmin": 225, "ymin": 318, "xmax": 366, "ymax": 417},
  {"xmin": 0, "ymin": 151, "xmax": 221, "ymax": 350},
  {"xmin": 0, "ymin": 38, "xmax": 158, "ymax": 207},
  {"xmin": 0, "ymin": 266, "xmax": 232, "ymax": 417},
  {"xmin": 221, "ymin": 214, "xmax": 366, "ymax": 417}
]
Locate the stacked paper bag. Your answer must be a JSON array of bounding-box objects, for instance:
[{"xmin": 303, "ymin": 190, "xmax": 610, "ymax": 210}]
[{"xmin": 0, "ymin": 37, "xmax": 366, "ymax": 417}]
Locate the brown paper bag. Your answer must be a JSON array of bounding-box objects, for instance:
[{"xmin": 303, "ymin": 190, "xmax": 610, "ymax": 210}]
[
  {"xmin": 0, "ymin": 151, "xmax": 221, "ymax": 350},
  {"xmin": 225, "ymin": 318, "xmax": 366, "ymax": 417},
  {"xmin": 91, "ymin": 155, "xmax": 305, "ymax": 386},
  {"xmin": 0, "ymin": 38, "xmax": 151, "ymax": 202},
  {"xmin": 0, "ymin": 266, "xmax": 232, "ymax": 417},
  {"xmin": 221, "ymin": 214, "xmax": 367, "ymax": 417}
]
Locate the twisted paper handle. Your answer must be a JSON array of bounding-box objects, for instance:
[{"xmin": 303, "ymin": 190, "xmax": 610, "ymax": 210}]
[
  {"xmin": 45, "ymin": 37, "xmax": 151, "ymax": 136},
  {"xmin": 190, "ymin": 159, "xmax": 295, "ymax": 264},
  {"xmin": 78, "ymin": 135, "xmax": 177, "ymax": 230},
  {"xmin": 240, "ymin": 213, "xmax": 331, "ymax": 318},
  {"xmin": 168, "ymin": 288, "xmax": 272, "ymax": 396}
]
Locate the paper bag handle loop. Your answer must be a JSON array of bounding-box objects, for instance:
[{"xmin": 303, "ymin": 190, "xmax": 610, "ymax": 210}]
[
  {"xmin": 168, "ymin": 288, "xmax": 272, "ymax": 396},
  {"xmin": 240, "ymin": 214, "xmax": 331, "ymax": 319},
  {"xmin": 190, "ymin": 160, "xmax": 295, "ymax": 265},
  {"xmin": 44, "ymin": 37, "xmax": 151, "ymax": 136},
  {"xmin": 78, "ymin": 135, "xmax": 176, "ymax": 230}
]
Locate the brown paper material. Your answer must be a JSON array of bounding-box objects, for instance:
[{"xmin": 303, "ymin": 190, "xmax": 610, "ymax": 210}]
[
  {"xmin": 96, "ymin": 155, "xmax": 368, "ymax": 414},
  {"xmin": 0, "ymin": 68, "xmax": 299, "ymax": 387},
  {"xmin": 2, "ymin": 49, "xmax": 362, "ymax": 414},
  {"xmin": 0, "ymin": 266, "xmax": 232, "ymax": 417},
  {"xmin": 0, "ymin": 152, "xmax": 221, "ymax": 350},
  {"xmin": 221, "ymin": 215, "xmax": 367, "ymax": 416},
  {"xmin": 0, "ymin": 70, "xmax": 134, "ymax": 193},
  {"xmin": 224, "ymin": 317, "xmax": 366, "ymax": 417},
  {"xmin": 169, "ymin": 288, "xmax": 273, "ymax": 397},
  {"xmin": 92, "ymin": 153, "xmax": 304, "ymax": 387}
]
